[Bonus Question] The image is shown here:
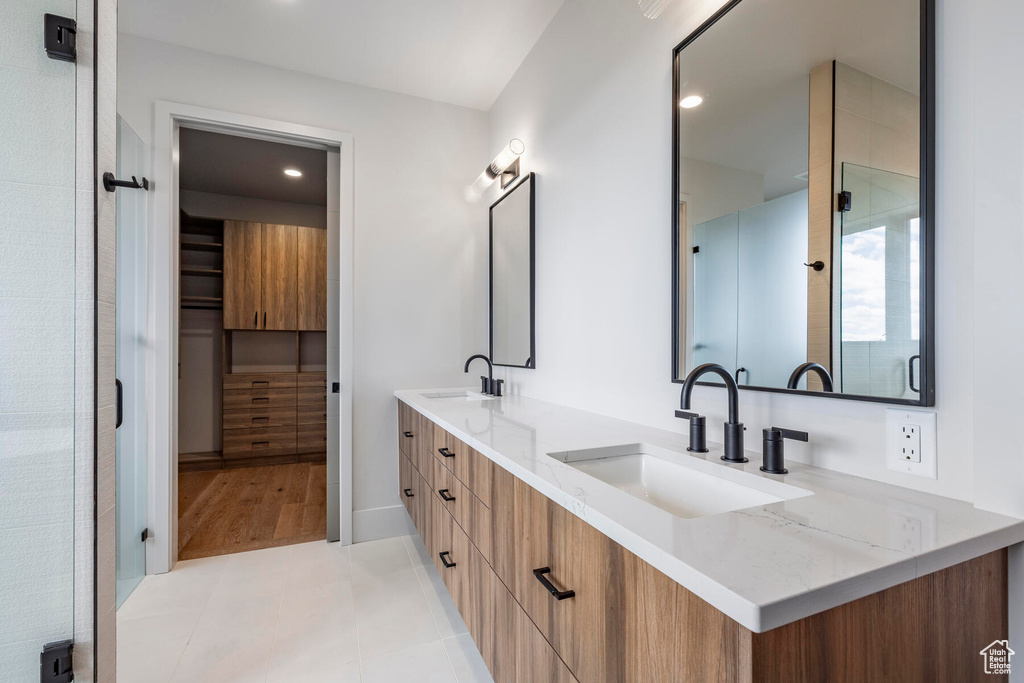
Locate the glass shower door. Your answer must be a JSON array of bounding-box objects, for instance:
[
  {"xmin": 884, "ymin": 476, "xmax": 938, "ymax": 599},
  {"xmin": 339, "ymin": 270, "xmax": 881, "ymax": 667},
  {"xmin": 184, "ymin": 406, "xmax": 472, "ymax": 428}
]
[
  {"xmin": 838, "ymin": 163, "xmax": 920, "ymax": 398},
  {"xmin": 115, "ymin": 116, "xmax": 149, "ymax": 607},
  {"xmin": 0, "ymin": 3, "xmax": 78, "ymax": 680}
]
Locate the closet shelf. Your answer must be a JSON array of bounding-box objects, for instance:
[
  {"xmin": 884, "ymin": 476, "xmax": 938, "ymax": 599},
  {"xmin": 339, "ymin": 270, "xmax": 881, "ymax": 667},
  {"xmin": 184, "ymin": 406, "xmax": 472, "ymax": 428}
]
[
  {"xmin": 181, "ymin": 240, "xmax": 223, "ymax": 252},
  {"xmin": 181, "ymin": 268, "xmax": 223, "ymax": 278},
  {"xmin": 181, "ymin": 296, "xmax": 223, "ymax": 311}
]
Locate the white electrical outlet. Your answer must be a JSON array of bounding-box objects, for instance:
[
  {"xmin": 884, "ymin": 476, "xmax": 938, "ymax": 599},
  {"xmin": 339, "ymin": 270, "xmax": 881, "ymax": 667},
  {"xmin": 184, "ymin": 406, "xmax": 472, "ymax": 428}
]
[{"xmin": 886, "ymin": 409, "xmax": 937, "ymax": 478}]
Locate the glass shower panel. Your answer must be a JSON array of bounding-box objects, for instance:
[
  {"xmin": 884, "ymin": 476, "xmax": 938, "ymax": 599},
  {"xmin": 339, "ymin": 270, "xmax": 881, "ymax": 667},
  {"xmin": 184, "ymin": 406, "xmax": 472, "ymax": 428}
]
[
  {"xmin": 736, "ymin": 190, "xmax": 808, "ymax": 388},
  {"xmin": 115, "ymin": 116, "xmax": 149, "ymax": 607},
  {"xmin": 0, "ymin": 3, "xmax": 78, "ymax": 679},
  {"xmin": 839, "ymin": 163, "xmax": 920, "ymax": 398},
  {"xmin": 692, "ymin": 213, "xmax": 739, "ymax": 372}
]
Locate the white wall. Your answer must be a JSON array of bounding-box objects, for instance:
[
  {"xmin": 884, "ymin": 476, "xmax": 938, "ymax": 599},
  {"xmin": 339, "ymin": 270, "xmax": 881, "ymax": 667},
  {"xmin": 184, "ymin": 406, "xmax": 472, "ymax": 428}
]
[
  {"xmin": 487, "ymin": 0, "xmax": 988, "ymax": 503},
  {"xmin": 118, "ymin": 35, "xmax": 490, "ymax": 538}
]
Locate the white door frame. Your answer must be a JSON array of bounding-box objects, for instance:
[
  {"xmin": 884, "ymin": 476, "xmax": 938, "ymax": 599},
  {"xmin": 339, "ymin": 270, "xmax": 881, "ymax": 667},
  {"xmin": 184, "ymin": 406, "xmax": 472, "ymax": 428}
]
[{"xmin": 149, "ymin": 101, "xmax": 354, "ymax": 573}]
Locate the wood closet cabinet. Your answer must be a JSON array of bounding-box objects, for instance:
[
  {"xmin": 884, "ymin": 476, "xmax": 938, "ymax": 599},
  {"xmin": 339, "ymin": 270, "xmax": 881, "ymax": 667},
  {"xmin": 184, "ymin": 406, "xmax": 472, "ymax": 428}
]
[{"xmin": 223, "ymin": 221, "xmax": 326, "ymax": 331}]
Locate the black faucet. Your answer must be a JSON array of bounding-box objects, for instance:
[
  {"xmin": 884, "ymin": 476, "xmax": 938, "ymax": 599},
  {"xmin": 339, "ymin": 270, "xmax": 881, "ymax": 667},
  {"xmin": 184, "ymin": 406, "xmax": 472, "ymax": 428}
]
[
  {"xmin": 464, "ymin": 354, "xmax": 496, "ymax": 395},
  {"xmin": 676, "ymin": 363, "xmax": 746, "ymax": 463},
  {"xmin": 787, "ymin": 362, "xmax": 834, "ymax": 392},
  {"xmin": 761, "ymin": 427, "xmax": 808, "ymax": 474}
]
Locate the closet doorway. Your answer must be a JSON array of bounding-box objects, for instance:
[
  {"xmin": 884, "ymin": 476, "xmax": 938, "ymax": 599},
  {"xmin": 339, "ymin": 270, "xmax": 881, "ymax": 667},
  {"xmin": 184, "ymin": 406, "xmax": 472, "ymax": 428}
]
[{"xmin": 175, "ymin": 129, "xmax": 331, "ymax": 560}]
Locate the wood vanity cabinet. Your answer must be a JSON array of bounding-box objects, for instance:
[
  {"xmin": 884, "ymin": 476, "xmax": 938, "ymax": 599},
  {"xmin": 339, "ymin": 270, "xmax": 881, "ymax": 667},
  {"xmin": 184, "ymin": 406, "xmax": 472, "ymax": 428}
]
[
  {"xmin": 397, "ymin": 399, "xmax": 1008, "ymax": 683},
  {"xmin": 222, "ymin": 221, "xmax": 326, "ymax": 331}
]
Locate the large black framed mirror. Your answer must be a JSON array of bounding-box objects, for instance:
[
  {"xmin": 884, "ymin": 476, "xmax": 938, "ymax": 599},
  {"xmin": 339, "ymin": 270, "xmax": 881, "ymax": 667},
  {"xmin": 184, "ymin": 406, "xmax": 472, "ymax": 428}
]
[
  {"xmin": 490, "ymin": 172, "xmax": 535, "ymax": 368},
  {"xmin": 671, "ymin": 0, "xmax": 935, "ymax": 406}
]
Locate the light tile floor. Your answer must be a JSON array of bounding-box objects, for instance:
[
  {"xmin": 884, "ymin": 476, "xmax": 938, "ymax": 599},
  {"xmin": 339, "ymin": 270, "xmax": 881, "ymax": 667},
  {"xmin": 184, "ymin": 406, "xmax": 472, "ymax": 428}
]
[{"xmin": 117, "ymin": 535, "xmax": 494, "ymax": 683}]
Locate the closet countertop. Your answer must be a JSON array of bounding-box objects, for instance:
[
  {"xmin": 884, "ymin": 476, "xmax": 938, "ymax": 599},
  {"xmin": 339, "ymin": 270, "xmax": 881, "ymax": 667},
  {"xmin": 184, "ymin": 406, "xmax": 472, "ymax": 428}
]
[{"xmin": 396, "ymin": 388, "xmax": 1024, "ymax": 633}]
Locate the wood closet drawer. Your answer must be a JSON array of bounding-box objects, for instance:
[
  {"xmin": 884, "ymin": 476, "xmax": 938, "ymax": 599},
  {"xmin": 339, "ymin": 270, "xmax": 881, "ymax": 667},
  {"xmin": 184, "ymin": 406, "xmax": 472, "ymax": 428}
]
[
  {"xmin": 297, "ymin": 406, "xmax": 327, "ymax": 425},
  {"xmin": 432, "ymin": 458, "xmax": 491, "ymax": 563},
  {"xmin": 297, "ymin": 423, "xmax": 326, "ymax": 453},
  {"xmin": 297, "ymin": 372, "xmax": 326, "ymax": 388},
  {"xmin": 223, "ymin": 373, "xmax": 297, "ymax": 391},
  {"xmin": 431, "ymin": 426, "xmax": 492, "ymax": 506},
  {"xmin": 297, "ymin": 387, "xmax": 326, "ymax": 407},
  {"xmin": 223, "ymin": 406, "xmax": 296, "ymax": 429},
  {"xmin": 223, "ymin": 388, "xmax": 296, "ymax": 410},
  {"xmin": 223, "ymin": 426, "xmax": 296, "ymax": 458}
]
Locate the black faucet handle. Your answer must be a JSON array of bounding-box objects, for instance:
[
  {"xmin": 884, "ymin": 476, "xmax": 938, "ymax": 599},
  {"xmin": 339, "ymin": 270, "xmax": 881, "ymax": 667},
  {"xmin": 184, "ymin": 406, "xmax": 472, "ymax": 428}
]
[
  {"xmin": 492, "ymin": 379, "xmax": 504, "ymax": 397},
  {"xmin": 674, "ymin": 410, "xmax": 700, "ymax": 420},
  {"xmin": 770, "ymin": 427, "xmax": 808, "ymax": 442},
  {"xmin": 676, "ymin": 411, "xmax": 708, "ymax": 454},
  {"xmin": 480, "ymin": 375, "xmax": 491, "ymax": 394}
]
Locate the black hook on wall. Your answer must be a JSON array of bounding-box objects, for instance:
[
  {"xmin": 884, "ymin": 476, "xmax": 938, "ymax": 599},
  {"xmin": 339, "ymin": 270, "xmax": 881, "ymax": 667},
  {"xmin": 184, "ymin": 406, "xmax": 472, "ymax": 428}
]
[{"xmin": 103, "ymin": 172, "xmax": 149, "ymax": 192}]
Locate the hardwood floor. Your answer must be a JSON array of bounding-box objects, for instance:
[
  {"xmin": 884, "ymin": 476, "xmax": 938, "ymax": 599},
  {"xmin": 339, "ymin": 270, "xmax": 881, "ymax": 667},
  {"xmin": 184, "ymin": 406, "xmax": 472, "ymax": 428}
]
[{"xmin": 178, "ymin": 462, "xmax": 327, "ymax": 560}]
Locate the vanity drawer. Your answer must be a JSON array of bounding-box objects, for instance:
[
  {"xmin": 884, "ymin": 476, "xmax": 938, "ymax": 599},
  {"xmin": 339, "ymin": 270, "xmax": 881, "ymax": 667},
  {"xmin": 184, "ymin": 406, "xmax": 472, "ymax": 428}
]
[
  {"xmin": 430, "ymin": 427, "xmax": 493, "ymax": 506},
  {"xmin": 223, "ymin": 406, "xmax": 296, "ymax": 429},
  {"xmin": 223, "ymin": 426, "xmax": 297, "ymax": 458},
  {"xmin": 223, "ymin": 373, "xmax": 297, "ymax": 391},
  {"xmin": 223, "ymin": 388, "xmax": 296, "ymax": 410},
  {"xmin": 297, "ymin": 423, "xmax": 326, "ymax": 453},
  {"xmin": 432, "ymin": 457, "xmax": 491, "ymax": 563},
  {"xmin": 400, "ymin": 452, "xmax": 415, "ymax": 517},
  {"xmin": 398, "ymin": 401, "xmax": 416, "ymax": 456},
  {"xmin": 491, "ymin": 465, "xmax": 621, "ymax": 682}
]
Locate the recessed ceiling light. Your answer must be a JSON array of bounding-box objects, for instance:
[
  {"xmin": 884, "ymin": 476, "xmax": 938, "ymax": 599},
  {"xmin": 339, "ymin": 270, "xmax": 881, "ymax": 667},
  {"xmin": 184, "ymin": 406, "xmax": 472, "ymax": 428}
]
[
  {"xmin": 284, "ymin": 168, "xmax": 302, "ymax": 177},
  {"xmin": 679, "ymin": 95, "xmax": 703, "ymax": 109}
]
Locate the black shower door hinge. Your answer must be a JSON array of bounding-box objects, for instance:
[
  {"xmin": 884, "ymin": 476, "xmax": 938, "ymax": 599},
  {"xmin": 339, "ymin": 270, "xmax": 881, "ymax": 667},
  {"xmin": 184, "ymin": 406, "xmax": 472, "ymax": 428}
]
[
  {"xmin": 141, "ymin": 527, "xmax": 149, "ymax": 543},
  {"xmin": 838, "ymin": 191, "xmax": 853, "ymax": 212},
  {"xmin": 40, "ymin": 639, "xmax": 73, "ymax": 683},
  {"xmin": 44, "ymin": 15, "xmax": 77, "ymax": 63}
]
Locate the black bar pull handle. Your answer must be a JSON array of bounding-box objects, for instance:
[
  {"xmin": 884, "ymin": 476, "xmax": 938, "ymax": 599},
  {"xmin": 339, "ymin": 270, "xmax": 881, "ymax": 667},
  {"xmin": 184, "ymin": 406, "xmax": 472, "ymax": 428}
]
[
  {"xmin": 403, "ymin": 488, "xmax": 414, "ymax": 498},
  {"xmin": 263, "ymin": 311, "xmax": 267, "ymax": 329},
  {"xmin": 909, "ymin": 354, "xmax": 921, "ymax": 394},
  {"xmin": 254, "ymin": 311, "xmax": 258, "ymax": 328},
  {"xmin": 438, "ymin": 447, "xmax": 455, "ymax": 458},
  {"xmin": 115, "ymin": 379, "xmax": 123, "ymax": 429},
  {"xmin": 533, "ymin": 567, "xmax": 575, "ymax": 600},
  {"xmin": 403, "ymin": 431, "xmax": 414, "ymax": 438},
  {"xmin": 438, "ymin": 488, "xmax": 456, "ymax": 502},
  {"xmin": 439, "ymin": 551, "xmax": 456, "ymax": 568}
]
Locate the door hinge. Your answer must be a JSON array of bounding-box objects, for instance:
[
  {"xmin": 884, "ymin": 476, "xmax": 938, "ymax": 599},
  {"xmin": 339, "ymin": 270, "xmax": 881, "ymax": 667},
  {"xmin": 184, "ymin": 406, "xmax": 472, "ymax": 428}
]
[
  {"xmin": 838, "ymin": 190, "xmax": 852, "ymax": 212},
  {"xmin": 141, "ymin": 527, "xmax": 149, "ymax": 543},
  {"xmin": 692, "ymin": 246, "xmax": 700, "ymax": 254},
  {"xmin": 43, "ymin": 15, "xmax": 77, "ymax": 63},
  {"xmin": 41, "ymin": 639, "xmax": 73, "ymax": 683}
]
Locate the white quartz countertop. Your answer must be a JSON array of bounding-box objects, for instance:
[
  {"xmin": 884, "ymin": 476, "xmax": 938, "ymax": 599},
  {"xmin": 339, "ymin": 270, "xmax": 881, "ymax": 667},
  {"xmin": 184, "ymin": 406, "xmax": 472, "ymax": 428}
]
[{"xmin": 395, "ymin": 388, "xmax": 1024, "ymax": 633}]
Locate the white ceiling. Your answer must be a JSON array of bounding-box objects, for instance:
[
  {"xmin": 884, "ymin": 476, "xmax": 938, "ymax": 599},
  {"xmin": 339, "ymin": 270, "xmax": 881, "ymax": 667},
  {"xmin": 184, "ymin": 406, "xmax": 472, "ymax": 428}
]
[
  {"xmin": 179, "ymin": 128, "xmax": 328, "ymax": 205},
  {"xmin": 119, "ymin": 0, "xmax": 565, "ymax": 111}
]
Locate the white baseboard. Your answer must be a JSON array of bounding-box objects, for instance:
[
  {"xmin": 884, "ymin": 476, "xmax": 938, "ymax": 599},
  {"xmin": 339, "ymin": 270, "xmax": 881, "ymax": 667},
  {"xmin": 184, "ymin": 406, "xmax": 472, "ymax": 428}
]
[{"xmin": 352, "ymin": 504, "xmax": 415, "ymax": 543}]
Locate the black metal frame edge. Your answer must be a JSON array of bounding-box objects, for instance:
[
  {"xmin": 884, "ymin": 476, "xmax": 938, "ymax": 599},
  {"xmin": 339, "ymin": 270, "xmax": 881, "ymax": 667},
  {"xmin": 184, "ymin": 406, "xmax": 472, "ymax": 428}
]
[
  {"xmin": 669, "ymin": 0, "xmax": 936, "ymax": 407},
  {"xmin": 91, "ymin": 0, "xmax": 100, "ymax": 675},
  {"xmin": 488, "ymin": 172, "xmax": 537, "ymax": 370}
]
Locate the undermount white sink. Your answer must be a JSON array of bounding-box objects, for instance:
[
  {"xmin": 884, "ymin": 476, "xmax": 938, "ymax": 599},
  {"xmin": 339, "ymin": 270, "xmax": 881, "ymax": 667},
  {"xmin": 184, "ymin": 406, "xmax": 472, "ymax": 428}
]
[
  {"xmin": 548, "ymin": 443, "xmax": 811, "ymax": 519},
  {"xmin": 421, "ymin": 390, "xmax": 494, "ymax": 401}
]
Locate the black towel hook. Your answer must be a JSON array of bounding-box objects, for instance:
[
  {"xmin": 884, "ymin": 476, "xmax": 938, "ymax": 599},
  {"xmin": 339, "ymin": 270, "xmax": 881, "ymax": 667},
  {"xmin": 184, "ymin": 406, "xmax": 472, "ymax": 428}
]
[{"xmin": 103, "ymin": 172, "xmax": 149, "ymax": 192}]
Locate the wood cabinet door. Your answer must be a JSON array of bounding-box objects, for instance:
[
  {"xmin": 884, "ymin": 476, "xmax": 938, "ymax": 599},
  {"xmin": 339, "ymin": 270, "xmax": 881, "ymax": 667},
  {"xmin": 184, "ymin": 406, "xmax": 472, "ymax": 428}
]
[
  {"xmin": 223, "ymin": 220, "xmax": 262, "ymax": 329},
  {"xmin": 296, "ymin": 226, "xmax": 327, "ymax": 331},
  {"xmin": 261, "ymin": 223, "xmax": 298, "ymax": 330}
]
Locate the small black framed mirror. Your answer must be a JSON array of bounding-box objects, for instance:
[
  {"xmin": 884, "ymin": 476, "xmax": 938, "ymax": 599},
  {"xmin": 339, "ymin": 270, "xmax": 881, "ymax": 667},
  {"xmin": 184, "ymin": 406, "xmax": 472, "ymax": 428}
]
[
  {"xmin": 490, "ymin": 173, "xmax": 536, "ymax": 369},
  {"xmin": 671, "ymin": 0, "xmax": 935, "ymax": 406}
]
